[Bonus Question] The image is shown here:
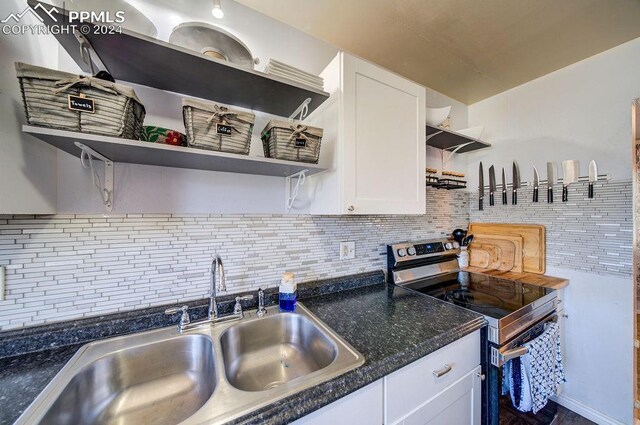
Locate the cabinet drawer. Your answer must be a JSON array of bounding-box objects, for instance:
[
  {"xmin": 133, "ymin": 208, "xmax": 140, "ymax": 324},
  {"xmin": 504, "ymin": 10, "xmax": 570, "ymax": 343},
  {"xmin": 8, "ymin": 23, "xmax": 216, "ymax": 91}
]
[
  {"xmin": 384, "ymin": 330, "xmax": 480, "ymax": 424},
  {"xmin": 402, "ymin": 366, "xmax": 481, "ymax": 425}
]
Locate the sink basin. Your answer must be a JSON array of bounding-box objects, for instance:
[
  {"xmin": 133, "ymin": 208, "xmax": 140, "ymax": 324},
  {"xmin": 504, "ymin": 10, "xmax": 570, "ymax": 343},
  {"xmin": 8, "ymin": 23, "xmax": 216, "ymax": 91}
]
[
  {"xmin": 18, "ymin": 303, "xmax": 364, "ymax": 425},
  {"xmin": 19, "ymin": 333, "xmax": 216, "ymax": 425},
  {"xmin": 220, "ymin": 313, "xmax": 337, "ymax": 391}
]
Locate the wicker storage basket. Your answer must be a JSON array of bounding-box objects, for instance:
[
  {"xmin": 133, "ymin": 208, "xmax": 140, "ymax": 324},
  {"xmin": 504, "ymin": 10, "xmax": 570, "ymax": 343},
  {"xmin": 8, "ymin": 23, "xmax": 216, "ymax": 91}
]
[
  {"xmin": 182, "ymin": 99, "xmax": 255, "ymax": 155},
  {"xmin": 261, "ymin": 120, "xmax": 323, "ymax": 164},
  {"xmin": 15, "ymin": 62, "xmax": 145, "ymax": 139}
]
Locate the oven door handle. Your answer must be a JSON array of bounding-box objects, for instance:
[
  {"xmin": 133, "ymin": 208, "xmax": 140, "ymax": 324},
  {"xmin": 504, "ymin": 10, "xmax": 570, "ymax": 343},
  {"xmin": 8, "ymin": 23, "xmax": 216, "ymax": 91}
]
[
  {"xmin": 492, "ymin": 345, "xmax": 529, "ymax": 367},
  {"xmin": 500, "ymin": 346, "xmax": 528, "ymax": 363},
  {"xmin": 491, "ymin": 312, "xmax": 559, "ymax": 367}
]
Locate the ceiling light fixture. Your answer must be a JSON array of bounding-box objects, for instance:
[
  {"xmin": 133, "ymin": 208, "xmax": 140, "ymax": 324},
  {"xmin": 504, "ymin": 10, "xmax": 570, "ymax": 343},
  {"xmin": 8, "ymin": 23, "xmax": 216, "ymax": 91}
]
[{"xmin": 212, "ymin": 0, "xmax": 224, "ymax": 19}]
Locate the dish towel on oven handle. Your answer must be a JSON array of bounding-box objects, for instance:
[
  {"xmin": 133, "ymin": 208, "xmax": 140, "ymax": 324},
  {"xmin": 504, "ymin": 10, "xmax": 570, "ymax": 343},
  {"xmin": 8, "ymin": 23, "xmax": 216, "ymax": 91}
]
[
  {"xmin": 502, "ymin": 322, "xmax": 565, "ymax": 414},
  {"xmin": 524, "ymin": 322, "xmax": 566, "ymax": 413},
  {"xmin": 502, "ymin": 356, "xmax": 533, "ymax": 412}
]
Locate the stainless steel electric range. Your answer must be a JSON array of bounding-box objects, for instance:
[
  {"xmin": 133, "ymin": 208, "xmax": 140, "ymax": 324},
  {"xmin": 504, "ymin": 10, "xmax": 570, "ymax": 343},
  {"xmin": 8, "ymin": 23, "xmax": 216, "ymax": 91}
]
[{"xmin": 387, "ymin": 239, "xmax": 561, "ymax": 425}]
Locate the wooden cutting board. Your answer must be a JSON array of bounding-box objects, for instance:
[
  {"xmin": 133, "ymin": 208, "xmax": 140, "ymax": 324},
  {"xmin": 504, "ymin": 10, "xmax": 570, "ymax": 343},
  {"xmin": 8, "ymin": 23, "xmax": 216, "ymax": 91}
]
[
  {"xmin": 472, "ymin": 244, "xmax": 504, "ymax": 269},
  {"xmin": 470, "ymin": 234, "xmax": 524, "ymax": 272},
  {"xmin": 468, "ymin": 223, "xmax": 546, "ymax": 274},
  {"xmin": 469, "ymin": 244, "xmax": 502, "ymax": 269}
]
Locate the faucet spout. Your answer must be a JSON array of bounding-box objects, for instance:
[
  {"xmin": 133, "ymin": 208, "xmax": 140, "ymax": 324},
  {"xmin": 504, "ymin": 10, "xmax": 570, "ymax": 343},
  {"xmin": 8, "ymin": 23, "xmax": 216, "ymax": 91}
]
[{"xmin": 209, "ymin": 255, "xmax": 226, "ymax": 320}]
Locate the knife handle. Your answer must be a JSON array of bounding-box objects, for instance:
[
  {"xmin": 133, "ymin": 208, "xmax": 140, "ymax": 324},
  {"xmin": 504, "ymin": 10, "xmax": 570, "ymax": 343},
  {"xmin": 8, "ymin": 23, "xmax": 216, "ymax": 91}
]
[
  {"xmin": 588, "ymin": 183, "xmax": 594, "ymax": 199},
  {"xmin": 489, "ymin": 192, "xmax": 494, "ymax": 206},
  {"xmin": 502, "ymin": 191, "xmax": 507, "ymax": 205},
  {"xmin": 479, "ymin": 197, "xmax": 483, "ymax": 211},
  {"xmin": 512, "ymin": 190, "xmax": 517, "ymax": 205},
  {"xmin": 562, "ymin": 185, "xmax": 568, "ymax": 202},
  {"xmin": 533, "ymin": 188, "xmax": 538, "ymax": 203},
  {"xmin": 548, "ymin": 187, "xmax": 553, "ymax": 203}
]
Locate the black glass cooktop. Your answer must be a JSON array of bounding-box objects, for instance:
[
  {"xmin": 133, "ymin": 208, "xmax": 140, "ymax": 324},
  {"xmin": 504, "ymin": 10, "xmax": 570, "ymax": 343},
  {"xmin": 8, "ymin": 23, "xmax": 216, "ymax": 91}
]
[{"xmin": 402, "ymin": 271, "xmax": 554, "ymax": 319}]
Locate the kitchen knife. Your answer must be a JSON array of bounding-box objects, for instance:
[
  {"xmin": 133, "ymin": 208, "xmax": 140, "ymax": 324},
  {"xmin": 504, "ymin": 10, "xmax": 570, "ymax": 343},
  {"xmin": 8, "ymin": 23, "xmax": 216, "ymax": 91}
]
[
  {"xmin": 478, "ymin": 162, "xmax": 484, "ymax": 211},
  {"xmin": 547, "ymin": 162, "xmax": 557, "ymax": 203},
  {"xmin": 512, "ymin": 161, "xmax": 521, "ymax": 205},
  {"xmin": 533, "ymin": 166, "xmax": 540, "ymax": 203},
  {"xmin": 588, "ymin": 160, "xmax": 598, "ymax": 199},
  {"xmin": 488, "ymin": 166, "xmax": 496, "ymax": 206},
  {"xmin": 501, "ymin": 167, "xmax": 508, "ymax": 205},
  {"xmin": 562, "ymin": 160, "xmax": 579, "ymax": 202}
]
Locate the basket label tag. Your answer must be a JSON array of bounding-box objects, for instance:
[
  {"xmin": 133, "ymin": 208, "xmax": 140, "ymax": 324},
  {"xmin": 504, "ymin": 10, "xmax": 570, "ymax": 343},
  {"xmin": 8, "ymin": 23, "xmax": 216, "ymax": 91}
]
[
  {"xmin": 68, "ymin": 95, "xmax": 94, "ymax": 113},
  {"xmin": 216, "ymin": 124, "xmax": 233, "ymax": 135},
  {"xmin": 295, "ymin": 138, "xmax": 307, "ymax": 148}
]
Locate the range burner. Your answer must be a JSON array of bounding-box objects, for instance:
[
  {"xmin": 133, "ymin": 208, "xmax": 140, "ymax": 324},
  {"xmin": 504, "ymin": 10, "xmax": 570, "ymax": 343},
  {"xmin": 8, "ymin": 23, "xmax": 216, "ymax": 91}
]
[
  {"xmin": 399, "ymin": 271, "xmax": 549, "ymax": 321},
  {"xmin": 444, "ymin": 288, "xmax": 504, "ymax": 309}
]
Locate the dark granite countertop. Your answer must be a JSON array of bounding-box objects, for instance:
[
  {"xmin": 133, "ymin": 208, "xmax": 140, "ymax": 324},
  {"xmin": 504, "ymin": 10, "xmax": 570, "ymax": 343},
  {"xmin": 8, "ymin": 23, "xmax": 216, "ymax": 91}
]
[{"xmin": 0, "ymin": 271, "xmax": 485, "ymax": 425}]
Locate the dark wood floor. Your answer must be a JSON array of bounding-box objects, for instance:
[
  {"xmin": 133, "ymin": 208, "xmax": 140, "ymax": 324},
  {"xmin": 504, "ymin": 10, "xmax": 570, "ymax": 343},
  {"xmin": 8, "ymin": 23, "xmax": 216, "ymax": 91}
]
[
  {"xmin": 499, "ymin": 398, "xmax": 595, "ymax": 425},
  {"xmin": 556, "ymin": 405, "xmax": 596, "ymax": 424}
]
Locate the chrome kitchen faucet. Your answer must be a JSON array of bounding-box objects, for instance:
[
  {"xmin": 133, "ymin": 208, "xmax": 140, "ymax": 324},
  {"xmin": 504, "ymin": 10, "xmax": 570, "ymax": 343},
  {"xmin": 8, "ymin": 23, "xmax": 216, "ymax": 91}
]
[
  {"xmin": 209, "ymin": 254, "xmax": 226, "ymax": 320},
  {"xmin": 207, "ymin": 254, "xmax": 251, "ymax": 323},
  {"xmin": 165, "ymin": 255, "xmax": 248, "ymax": 332}
]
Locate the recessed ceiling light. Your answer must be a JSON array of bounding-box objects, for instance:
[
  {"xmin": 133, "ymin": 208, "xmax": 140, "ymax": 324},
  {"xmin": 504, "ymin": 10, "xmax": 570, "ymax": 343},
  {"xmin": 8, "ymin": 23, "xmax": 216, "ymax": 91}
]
[{"xmin": 212, "ymin": 0, "xmax": 224, "ymax": 19}]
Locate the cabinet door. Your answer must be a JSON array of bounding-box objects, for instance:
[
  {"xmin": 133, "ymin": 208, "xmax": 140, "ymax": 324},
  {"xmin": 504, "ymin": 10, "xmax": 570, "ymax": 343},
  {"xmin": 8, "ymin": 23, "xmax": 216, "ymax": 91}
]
[
  {"xmin": 292, "ymin": 379, "xmax": 383, "ymax": 425},
  {"xmin": 385, "ymin": 331, "xmax": 480, "ymax": 423},
  {"xmin": 342, "ymin": 54, "xmax": 426, "ymax": 215},
  {"xmin": 400, "ymin": 366, "xmax": 482, "ymax": 425}
]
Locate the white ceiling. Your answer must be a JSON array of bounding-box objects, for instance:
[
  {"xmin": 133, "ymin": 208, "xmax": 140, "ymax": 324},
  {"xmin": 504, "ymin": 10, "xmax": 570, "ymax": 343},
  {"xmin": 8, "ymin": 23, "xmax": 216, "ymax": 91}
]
[{"xmin": 236, "ymin": 0, "xmax": 640, "ymax": 104}]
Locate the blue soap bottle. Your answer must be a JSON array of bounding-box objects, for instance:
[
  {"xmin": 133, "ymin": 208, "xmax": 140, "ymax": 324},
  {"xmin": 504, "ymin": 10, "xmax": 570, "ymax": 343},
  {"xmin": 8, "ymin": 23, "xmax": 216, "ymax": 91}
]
[{"xmin": 279, "ymin": 272, "xmax": 297, "ymax": 312}]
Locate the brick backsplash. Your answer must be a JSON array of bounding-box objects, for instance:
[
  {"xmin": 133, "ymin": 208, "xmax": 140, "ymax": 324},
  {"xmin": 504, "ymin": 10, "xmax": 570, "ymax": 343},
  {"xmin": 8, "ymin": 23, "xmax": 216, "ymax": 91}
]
[
  {"xmin": 469, "ymin": 180, "xmax": 632, "ymax": 277},
  {"xmin": 0, "ymin": 188, "xmax": 469, "ymax": 330}
]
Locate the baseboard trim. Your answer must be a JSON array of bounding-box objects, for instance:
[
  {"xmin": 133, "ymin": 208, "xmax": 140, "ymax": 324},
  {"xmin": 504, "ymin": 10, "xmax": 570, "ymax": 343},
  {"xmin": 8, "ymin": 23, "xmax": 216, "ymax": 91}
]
[{"xmin": 554, "ymin": 395, "xmax": 628, "ymax": 425}]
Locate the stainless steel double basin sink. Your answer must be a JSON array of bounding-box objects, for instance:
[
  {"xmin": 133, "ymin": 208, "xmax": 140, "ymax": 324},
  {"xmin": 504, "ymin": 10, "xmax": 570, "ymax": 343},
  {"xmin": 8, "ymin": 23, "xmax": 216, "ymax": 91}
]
[{"xmin": 17, "ymin": 303, "xmax": 364, "ymax": 425}]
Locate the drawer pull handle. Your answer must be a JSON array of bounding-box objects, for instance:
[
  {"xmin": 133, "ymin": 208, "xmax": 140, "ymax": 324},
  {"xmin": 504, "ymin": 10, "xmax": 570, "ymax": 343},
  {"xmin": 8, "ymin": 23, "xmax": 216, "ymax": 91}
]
[{"xmin": 433, "ymin": 364, "xmax": 452, "ymax": 378}]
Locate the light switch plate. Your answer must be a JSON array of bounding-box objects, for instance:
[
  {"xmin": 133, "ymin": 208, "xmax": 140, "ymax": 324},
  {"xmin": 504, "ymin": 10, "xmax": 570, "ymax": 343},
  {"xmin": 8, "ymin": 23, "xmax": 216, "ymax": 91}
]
[{"xmin": 340, "ymin": 242, "xmax": 355, "ymax": 260}]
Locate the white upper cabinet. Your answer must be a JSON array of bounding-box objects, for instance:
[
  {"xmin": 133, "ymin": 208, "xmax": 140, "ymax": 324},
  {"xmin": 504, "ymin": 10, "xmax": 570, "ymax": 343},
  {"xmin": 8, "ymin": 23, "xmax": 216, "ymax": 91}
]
[{"xmin": 306, "ymin": 53, "xmax": 426, "ymax": 215}]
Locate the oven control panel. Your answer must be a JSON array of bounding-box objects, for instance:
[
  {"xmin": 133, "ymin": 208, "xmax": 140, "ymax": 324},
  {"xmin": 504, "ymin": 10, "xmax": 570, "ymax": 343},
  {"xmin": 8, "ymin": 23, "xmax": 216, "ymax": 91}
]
[
  {"xmin": 415, "ymin": 242, "xmax": 445, "ymax": 255},
  {"xmin": 388, "ymin": 239, "xmax": 460, "ymax": 263}
]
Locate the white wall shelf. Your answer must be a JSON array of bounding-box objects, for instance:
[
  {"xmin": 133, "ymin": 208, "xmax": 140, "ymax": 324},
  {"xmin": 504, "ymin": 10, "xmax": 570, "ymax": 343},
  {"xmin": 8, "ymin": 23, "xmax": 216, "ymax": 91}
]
[
  {"xmin": 23, "ymin": 125, "xmax": 326, "ymax": 178},
  {"xmin": 29, "ymin": 0, "xmax": 329, "ymax": 118},
  {"xmin": 426, "ymin": 125, "xmax": 491, "ymax": 153}
]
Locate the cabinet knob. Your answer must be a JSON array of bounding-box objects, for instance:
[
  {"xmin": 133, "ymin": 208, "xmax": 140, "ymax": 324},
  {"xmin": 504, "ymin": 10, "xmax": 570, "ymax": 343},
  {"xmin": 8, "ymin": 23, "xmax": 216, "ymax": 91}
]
[
  {"xmin": 347, "ymin": 205, "xmax": 355, "ymax": 212},
  {"xmin": 476, "ymin": 371, "xmax": 486, "ymax": 381}
]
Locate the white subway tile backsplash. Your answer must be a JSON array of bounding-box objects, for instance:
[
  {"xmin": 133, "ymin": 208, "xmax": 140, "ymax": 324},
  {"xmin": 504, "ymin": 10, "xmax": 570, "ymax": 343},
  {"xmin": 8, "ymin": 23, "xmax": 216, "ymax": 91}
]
[
  {"xmin": 1, "ymin": 180, "xmax": 630, "ymax": 331},
  {"xmin": 0, "ymin": 188, "xmax": 468, "ymax": 330},
  {"xmin": 470, "ymin": 180, "xmax": 632, "ymax": 277}
]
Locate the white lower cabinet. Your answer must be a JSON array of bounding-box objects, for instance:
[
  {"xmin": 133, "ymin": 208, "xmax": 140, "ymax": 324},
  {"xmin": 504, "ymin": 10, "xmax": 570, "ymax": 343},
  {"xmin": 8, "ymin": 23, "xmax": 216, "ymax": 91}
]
[
  {"xmin": 392, "ymin": 366, "xmax": 482, "ymax": 425},
  {"xmin": 292, "ymin": 379, "xmax": 384, "ymax": 425},
  {"xmin": 385, "ymin": 331, "xmax": 481, "ymax": 424},
  {"xmin": 293, "ymin": 330, "xmax": 481, "ymax": 425}
]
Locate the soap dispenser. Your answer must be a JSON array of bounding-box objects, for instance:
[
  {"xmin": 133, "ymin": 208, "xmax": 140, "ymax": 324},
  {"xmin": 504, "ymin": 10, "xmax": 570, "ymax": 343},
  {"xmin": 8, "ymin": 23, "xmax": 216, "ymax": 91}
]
[{"xmin": 279, "ymin": 272, "xmax": 297, "ymax": 312}]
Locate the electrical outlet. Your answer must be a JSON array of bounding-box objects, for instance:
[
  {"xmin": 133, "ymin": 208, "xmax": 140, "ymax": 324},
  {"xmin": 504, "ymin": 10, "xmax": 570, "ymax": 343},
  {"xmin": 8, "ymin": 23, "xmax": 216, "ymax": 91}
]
[{"xmin": 340, "ymin": 242, "xmax": 355, "ymax": 260}]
